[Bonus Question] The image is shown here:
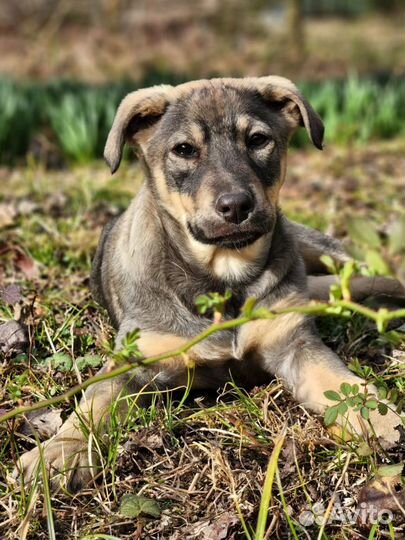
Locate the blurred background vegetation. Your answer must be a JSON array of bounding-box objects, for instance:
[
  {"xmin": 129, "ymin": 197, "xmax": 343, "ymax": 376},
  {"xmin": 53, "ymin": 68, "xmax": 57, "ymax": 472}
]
[
  {"xmin": 0, "ymin": 0, "xmax": 404, "ymax": 165},
  {"xmin": 1, "ymin": 5, "xmax": 404, "ymax": 538}
]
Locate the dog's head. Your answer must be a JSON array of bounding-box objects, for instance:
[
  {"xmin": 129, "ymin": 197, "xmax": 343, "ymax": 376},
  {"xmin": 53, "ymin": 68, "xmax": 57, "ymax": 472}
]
[{"xmin": 105, "ymin": 77, "xmax": 323, "ymax": 251}]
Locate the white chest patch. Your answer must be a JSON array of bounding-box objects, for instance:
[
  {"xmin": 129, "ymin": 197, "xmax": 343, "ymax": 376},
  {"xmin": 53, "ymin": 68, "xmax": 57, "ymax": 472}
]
[
  {"xmin": 186, "ymin": 234, "xmax": 271, "ymax": 281},
  {"xmin": 211, "ymin": 251, "xmax": 256, "ymax": 281}
]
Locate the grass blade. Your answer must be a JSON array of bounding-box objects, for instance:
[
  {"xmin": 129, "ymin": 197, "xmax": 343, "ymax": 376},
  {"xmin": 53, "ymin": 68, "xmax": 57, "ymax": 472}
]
[{"xmin": 254, "ymin": 425, "xmax": 286, "ymax": 540}]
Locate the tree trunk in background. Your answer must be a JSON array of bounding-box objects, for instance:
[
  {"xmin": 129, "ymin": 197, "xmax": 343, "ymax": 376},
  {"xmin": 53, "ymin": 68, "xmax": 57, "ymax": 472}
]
[{"xmin": 287, "ymin": 0, "xmax": 305, "ymax": 63}]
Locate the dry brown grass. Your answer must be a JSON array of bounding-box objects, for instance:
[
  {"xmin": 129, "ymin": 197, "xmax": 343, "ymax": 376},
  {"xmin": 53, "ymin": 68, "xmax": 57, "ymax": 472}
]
[
  {"xmin": 0, "ymin": 141, "xmax": 404, "ymax": 538},
  {"xmin": 0, "ymin": 9, "xmax": 403, "ymax": 83}
]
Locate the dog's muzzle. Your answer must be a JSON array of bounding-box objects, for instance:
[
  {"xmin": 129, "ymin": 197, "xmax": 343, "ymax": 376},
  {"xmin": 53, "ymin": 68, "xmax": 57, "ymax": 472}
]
[
  {"xmin": 215, "ymin": 191, "xmax": 254, "ymax": 225},
  {"xmin": 187, "ymin": 209, "xmax": 273, "ymax": 249}
]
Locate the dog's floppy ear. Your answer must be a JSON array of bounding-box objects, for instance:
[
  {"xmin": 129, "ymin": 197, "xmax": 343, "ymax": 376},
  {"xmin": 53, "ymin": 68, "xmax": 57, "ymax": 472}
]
[
  {"xmin": 104, "ymin": 85, "xmax": 172, "ymax": 173},
  {"xmin": 251, "ymin": 76, "xmax": 324, "ymax": 150}
]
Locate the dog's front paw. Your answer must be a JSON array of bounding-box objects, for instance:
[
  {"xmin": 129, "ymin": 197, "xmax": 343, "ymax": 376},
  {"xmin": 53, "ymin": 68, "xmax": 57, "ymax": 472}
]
[
  {"xmin": 331, "ymin": 403, "xmax": 402, "ymax": 449},
  {"xmin": 365, "ymin": 405, "xmax": 402, "ymax": 448},
  {"xmin": 13, "ymin": 435, "xmax": 97, "ymax": 492}
]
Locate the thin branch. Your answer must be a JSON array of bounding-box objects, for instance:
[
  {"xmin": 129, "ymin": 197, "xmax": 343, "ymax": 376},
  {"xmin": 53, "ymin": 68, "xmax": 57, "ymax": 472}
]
[{"xmin": 1, "ymin": 298, "xmax": 403, "ymax": 424}]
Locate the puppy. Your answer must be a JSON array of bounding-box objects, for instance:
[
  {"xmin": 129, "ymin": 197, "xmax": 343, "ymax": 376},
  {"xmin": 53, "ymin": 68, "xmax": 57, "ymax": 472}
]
[{"xmin": 15, "ymin": 76, "xmax": 404, "ymax": 491}]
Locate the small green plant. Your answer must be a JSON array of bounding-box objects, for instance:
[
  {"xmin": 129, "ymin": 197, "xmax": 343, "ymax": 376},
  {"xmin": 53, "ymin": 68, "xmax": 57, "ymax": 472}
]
[
  {"xmin": 323, "ymin": 381, "xmax": 405, "ymax": 428},
  {"xmin": 195, "ymin": 289, "xmax": 232, "ymax": 318},
  {"xmin": 106, "ymin": 328, "xmax": 143, "ymax": 363},
  {"xmin": 0, "ymin": 78, "xmax": 37, "ymax": 163},
  {"xmin": 349, "ymin": 358, "xmax": 405, "ymax": 412},
  {"xmin": 346, "ymin": 216, "xmax": 395, "ymax": 276},
  {"xmin": 0, "ymin": 75, "xmax": 404, "ymax": 164},
  {"xmin": 47, "ymin": 91, "xmax": 103, "ymax": 164},
  {"xmin": 324, "ymin": 382, "xmax": 379, "ymax": 426}
]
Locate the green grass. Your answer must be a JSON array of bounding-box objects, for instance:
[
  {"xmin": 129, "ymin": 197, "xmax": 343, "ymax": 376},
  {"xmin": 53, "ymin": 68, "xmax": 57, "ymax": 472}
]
[
  {"xmin": 0, "ymin": 143, "xmax": 404, "ymax": 538},
  {"xmin": 0, "ymin": 74, "xmax": 404, "ymax": 165},
  {"xmin": 294, "ymin": 74, "xmax": 405, "ymax": 146}
]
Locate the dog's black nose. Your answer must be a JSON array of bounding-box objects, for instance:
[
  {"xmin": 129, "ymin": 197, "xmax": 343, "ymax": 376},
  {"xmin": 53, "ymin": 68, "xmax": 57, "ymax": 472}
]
[{"xmin": 215, "ymin": 192, "xmax": 254, "ymax": 224}]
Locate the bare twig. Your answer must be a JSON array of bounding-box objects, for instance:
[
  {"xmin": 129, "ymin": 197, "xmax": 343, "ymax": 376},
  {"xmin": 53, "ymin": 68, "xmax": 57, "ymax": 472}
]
[{"xmin": 1, "ymin": 299, "xmax": 403, "ymax": 425}]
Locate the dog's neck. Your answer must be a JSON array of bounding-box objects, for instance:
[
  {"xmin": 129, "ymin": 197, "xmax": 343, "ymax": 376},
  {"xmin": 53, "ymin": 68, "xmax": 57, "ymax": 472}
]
[{"xmin": 153, "ymin": 194, "xmax": 294, "ymax": 292}]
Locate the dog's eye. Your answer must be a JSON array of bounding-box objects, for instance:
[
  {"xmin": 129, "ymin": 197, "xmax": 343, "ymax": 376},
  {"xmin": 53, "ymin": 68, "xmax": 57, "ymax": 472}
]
[
  {"xmin": 247, "ymin": 133, "xmax": 271, "ymax": 150},
  {"xmin": 172, "ymin": 143, "xmax": 198, "ymax": 158}
]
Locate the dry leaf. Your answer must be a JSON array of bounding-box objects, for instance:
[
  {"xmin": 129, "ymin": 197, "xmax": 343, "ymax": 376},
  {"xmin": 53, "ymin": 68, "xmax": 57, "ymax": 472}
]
[
  {"xmin": 357, "ymin": 465, "xmax": 405, "ymax": 526},
  {"xmin": 14, "ymin": 252, "xmax": 39, "ymax": 279},
  {"xmin": 0, "ymin": 243, "xmax": 40, "ymax": 279},
  {"xmin": 0, "ymin": 320, "xmax": 28, "ymax": 355},
  {"xmin": 0, "ymin": 203, "xmax": 17, "ymax": 229},
  {"xmin": 44, "ymin": 191, "xmax": 67, "ymax": 215},
  {"xmin": 0, "ymin": 284, "xmax": 22, "ymax": 305},
  {"xmin": 281, "ymin": 437, "xmax": 303, "ymax": 474},
  {"xmin": 17, "ymin": 199, "xmax": 38, "ymax": 216},
  {"xmin": 175, "ymin": 513, "xmax": 238, "ymax": 540},
  {"xmin": 124, "ymin": 428, "xmax": 164, "ymax": 452},
  {"xmin": 198, "ymin": 512, "xmax": 238, "ymax": 540},
  {"xmin": 369, "ymin": 406, "xmax": 403, "ymax": 449}
]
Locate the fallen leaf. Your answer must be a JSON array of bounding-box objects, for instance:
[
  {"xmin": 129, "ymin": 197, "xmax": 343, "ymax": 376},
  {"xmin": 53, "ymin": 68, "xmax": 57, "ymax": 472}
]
[
  {"xmin": 0, "ymin": 203, "xmax": 17, "ymax": 229},
  {"xmin": 0, "ymin": 320, "xmax": 28, "ymax": 355},
  {"xmin": 14, "ymin": 251, "xmax": 39, "ymax": 279},
  {"xmin": 0, "ymin": 284, "xmax": 22, "ymax": 305},
  {"xmin": 0, "ymin": 243, "xmax": 40, "ymax": 279},
  {"xmin": 197, "ymin": 512, "xmax": 238, "ymax": 540},
  {"xmin": 171, "ymin": 513, "xmax": 238, "ymax": 540},
  {"xmin": 17, "ymin": 199, "xmax": 38, "ymax": 216},
  {"xmin": 119, "ymin": 494, "xmax": 161, "ymax": 519},
  {"xmin": 124, "ymin": 428, "xmax": 164, "ymax": 452},
  {"xmin": 376, "ymin": 463, "xmax": 404, "ymax": 478},
  {"xmin": 21, "ymin": 408, "xmax": 63, "ymax": 439},
  {"xmin": 357, "ymin": 468, "xmax": 405, "ymax": 526},
  {"xmin": 44, "ymin": 191, "xmax": 67, "ymax": 216},
  {"xmin": 281, "ymin": 437, "xmax": 302, "ymax": 474},
  {"xmin": 368, "ymin": 406, "xmax": 402, "ymax": 449}
]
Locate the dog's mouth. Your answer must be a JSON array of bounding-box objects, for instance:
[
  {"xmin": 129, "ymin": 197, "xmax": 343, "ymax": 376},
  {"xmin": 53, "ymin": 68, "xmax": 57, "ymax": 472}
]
[{"xmin": 187, "ymin": 223, "xmax": 265, "ymax": 249}]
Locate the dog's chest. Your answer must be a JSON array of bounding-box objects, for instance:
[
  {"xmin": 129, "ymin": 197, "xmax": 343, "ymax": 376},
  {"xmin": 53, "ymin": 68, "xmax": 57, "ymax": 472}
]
[
  {"xmin": 210, "ymin": 251, "xmax": 257, "ymax": 282},
  {"xmin": 164, "ymin": 258, "xmax": 244, "ymax": 315}
]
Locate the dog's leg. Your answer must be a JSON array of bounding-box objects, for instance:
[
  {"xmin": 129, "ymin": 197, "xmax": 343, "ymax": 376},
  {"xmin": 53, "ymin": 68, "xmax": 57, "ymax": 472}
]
[
  {"xmin": 287, "ymin": 220, "xmax": 405, "ymax": 303},
  {"xmin": 14, "ymin": 333, "xmax": 193, "ymax": 491},
  {"xmin": 14, "ymin": 374, "xmax": 133, "ymax": 491},
  {"xmin": 286, "ymin": 339, "xmax": 400, "ymax": 444},
  {"xmin": 236, "ymin": 295, "xmax": 401, "ymax": 445},
  {"xmin": 308, "ymin": 274, "xmax": 405, "ymax": 303},
  {"xmin": 286, "ymin": 220, "xmax": 349, "ymax": 273},
  {"xmin": 14, "ymin": 325, "xmax": 232, "ymax": 491}
]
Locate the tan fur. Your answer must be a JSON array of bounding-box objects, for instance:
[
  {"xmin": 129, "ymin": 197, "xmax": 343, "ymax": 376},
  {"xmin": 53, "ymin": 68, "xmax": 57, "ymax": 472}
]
[
  {"xmin": 15, "ymin": 75, "xmax": 404, "ymax": 492},
  {"xmin": 194, "ymin": 180, "xmax": 216, "ymax": 213},
  {"xmin": 137, "ymin": 332, "xmax": 195, "ymax": 371},
  {"xmin": 189, "ymin": 123, "xmax": 205, "ymax": 147},
  {"xmin": 210, "ymin": 235, "xmax": 271, "ymax": 280},
  {"xmin": 186, "ymin": 233, "xmax": 272, "ymax": 281},
  {"xmin": 264, "ymin": 154, "xmax": 286, "ymax": 205},
  {"xmin": 235, "ymin": 292, "xmax": 308, "ymax": 358},
  {"xmin": 235, "ymin": 114, "xmax": 252, "ymax": 133},
  {"xmin": 152, "ymin": 166, "xmax": 195, "ymax": 223},
  {"xmin": 296, "ymin": 361, "xmax": 361, "ymax": 413}
]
